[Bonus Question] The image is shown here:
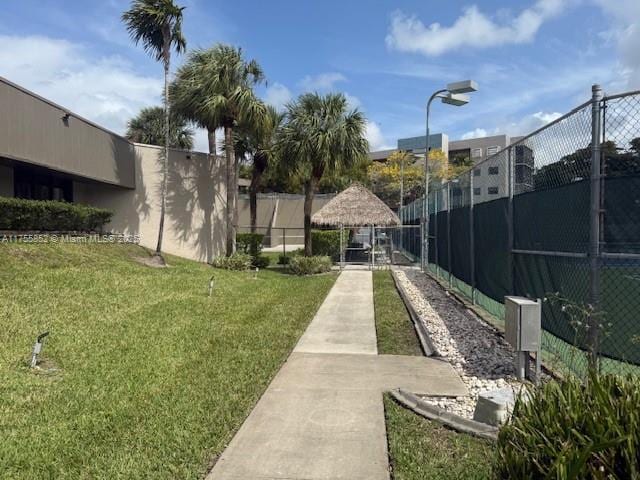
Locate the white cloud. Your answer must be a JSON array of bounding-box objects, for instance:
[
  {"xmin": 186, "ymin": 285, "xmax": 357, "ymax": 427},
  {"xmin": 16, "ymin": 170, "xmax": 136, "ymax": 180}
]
[
  {"xmin": 299, "ymin": 72, "xmax": 347, "ymax": 91},
  {"xmin": 366, "ymin": 121, "xmax": 393, "ymax": 151},
  {"xmin": 593, "ymin": 0, "xmax": 640, "ymax": 89},
  {"xmin": 457, "ymin": 111, "xmax": 562, "ymax": 140},
  {"xmin": 263, "ymin": 82, "xmax": 292, "ymax": 111},
  {"xmin": 461, "ymin": 128, "xmax": 488, "ymax": 140},
  {"xmin": 0, "ymin": 34, "xmax": 162, "ymax": 136},
  {"xmin": 386, "ymin": 0, "xmax": 568, "ymax": 56}
]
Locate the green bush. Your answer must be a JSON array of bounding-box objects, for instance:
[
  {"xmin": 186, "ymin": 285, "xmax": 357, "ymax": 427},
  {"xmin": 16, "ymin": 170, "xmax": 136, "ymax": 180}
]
[
  {"xmin": 211, "ymin": 253, "xmax": 252, "ymax": 271},
  {"xmin": 311, "ymin": 230, "xmax": 349, "ymax": 260},
  {"xmin": 236, "ymin": 233, "xmax": 264, "ymax": 257},
  {"xmin": 252, "ymin": 255, "xmax": 271, "ymax": 269},
  {"xmin": 289, "ymin": 255, "xmax": 333, "ymax": 275},
  {"xmin": 496, "ymin": 372, "xmax": 640, "ymax": 479},
  {"xmin": 278, "ymin": 254, "xmax": 291, "ymax": 265},
  {"xmin": 0, "ymin": 197, "xmax": 112, "ymax": 232}
]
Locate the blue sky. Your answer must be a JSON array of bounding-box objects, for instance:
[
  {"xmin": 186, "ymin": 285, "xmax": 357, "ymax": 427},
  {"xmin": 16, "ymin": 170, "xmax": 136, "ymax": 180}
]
[{"xmin": 1, "ymin": 0, "xmax": 638, "ymax": 152}]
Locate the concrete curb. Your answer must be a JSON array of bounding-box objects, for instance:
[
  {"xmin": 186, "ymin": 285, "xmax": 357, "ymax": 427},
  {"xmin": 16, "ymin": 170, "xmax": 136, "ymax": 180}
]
[
  {"xmin": 390, "ymin": 270, "xmax": 441, "ymax": 358},
  {"xmin": 389, "ymin": 388, "xmax": 499, "ymax": 441}
]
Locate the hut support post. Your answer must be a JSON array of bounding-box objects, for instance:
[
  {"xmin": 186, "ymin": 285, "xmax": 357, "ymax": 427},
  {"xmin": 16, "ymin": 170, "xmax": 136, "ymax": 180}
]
[
  {"xmin": 371, "ymin": 225, "xmax": 376, "ymax": 270},
  {"xmin": 339, "ymin": 224, "xmax": 344, "ymax": 270}
]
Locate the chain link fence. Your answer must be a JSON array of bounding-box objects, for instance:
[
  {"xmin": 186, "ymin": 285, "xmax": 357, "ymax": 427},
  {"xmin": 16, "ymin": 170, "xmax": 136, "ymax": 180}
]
[{"xmin": 400, "ymin": 86, "xmax": 640, "ymax": 377}]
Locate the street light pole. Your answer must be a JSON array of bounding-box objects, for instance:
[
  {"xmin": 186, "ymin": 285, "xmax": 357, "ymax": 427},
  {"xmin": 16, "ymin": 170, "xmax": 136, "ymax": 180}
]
[
  {"xmin": 420, "ymin": 80, "xmax": 478, "ymax": 272},
  {"xmin": 423, "ymin": 89, "xmax": 447, "ymax": 272}
]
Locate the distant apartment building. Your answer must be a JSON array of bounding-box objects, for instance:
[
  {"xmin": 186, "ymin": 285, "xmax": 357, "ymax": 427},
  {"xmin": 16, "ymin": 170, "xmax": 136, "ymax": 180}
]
[{"xmin": 368, "ymin": 132, "xmax": 532, "ymax": 204}]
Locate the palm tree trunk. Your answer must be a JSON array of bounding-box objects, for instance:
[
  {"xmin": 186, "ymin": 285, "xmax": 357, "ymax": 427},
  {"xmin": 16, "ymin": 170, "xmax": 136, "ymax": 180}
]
[
  {"xmin": 303, "ymin": 177, "xmax": 316, "ymax": 256},
  {"xmin": 207, "ymin": 128, "xmax": 216, "ymax": 156},
  {"xmin": 225, "ymin": 125, "xmax": 236, "ymax": 256},
  {"xmin": 249, "ymin": 167, "xmax": 261, "ymax": 234},
  {"xmin": 155, "ymin": 59, "xmax": 170, "ymax": 259}
]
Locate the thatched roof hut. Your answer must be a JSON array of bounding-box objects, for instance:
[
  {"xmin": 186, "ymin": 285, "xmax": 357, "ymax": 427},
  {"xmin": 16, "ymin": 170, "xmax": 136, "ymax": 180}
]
[{"xmin": 312, "ymin": 183, "xmax": 400, "ymax": 227}]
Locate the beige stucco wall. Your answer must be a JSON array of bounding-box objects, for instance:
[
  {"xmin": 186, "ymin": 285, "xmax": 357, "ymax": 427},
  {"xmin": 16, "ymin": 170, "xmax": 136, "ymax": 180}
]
[
  {"xmin": 0, "ymin": 164, "xmax": 13, "ymax": 196},
  {"xmin": 75, "ymin": 144, "xmax": 227, "ymax": 263},
  {"xmin": 237, "ymin": 193, "xmax": 335, "ymax": 247}
]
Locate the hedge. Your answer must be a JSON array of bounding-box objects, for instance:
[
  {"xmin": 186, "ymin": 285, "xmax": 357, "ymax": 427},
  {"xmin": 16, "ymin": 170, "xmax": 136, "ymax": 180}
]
[
  {"xmin": 311, "ymin": 229, "xmax": 349, "ymax": 260},
  {"xmin": 0, "ymin": 197, "xmax": 113, "ymax": 232},
  {"xmin": 289, "ymin": 255, "xmax": 332, "ymax": 275}
]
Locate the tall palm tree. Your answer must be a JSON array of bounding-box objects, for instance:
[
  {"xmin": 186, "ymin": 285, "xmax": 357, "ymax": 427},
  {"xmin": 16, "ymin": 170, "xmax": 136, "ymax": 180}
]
[
  {"xmin": 278, "ymin": 93, "xmax": 368, "ymax": 256},
  {"xmin": 126, "ymin": 106, "xmax": 194, "ymax": 149},
  {"xmin": 234, "ymin": 103, "xmax": 283, "ymax": 232},
  {"xmin": 122, "ymin": 0, "xmax": 186, "ymax": 262},
  {"xmin": 170, "ymin": 45, "xmax": 265, "ymax": 255}
]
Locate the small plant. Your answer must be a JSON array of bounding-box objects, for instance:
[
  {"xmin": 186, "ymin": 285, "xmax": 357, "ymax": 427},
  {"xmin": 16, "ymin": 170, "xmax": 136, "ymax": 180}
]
[
  {"xmin": 289, "ymin": 255, "xmax": 332, "ymax": 275},
  {"xmin": 211, "ymin": 253, "xmax": 252, "ymax": 271},
  {"xmin": 252, "ymin": 255, "xmax": 271, "ymax": 269},
  {"xmin": 496, "ymin": 371, "xmax": 640, "ymax": 478},
  {"xmin": 278, "ymin": 254, "xmax": 290, "ymax": 265},
  {"xmin": 236, "ymin": 233, "xmax": 264, "ymax": 257},
  {"xmin": 544, "ymin": 292, "xmax": 611, "ymax": 371}
]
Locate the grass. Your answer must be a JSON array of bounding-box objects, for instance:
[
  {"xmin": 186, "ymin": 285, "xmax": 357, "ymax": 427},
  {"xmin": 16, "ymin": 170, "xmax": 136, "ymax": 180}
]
[
  {"xmin": 0, "ymin": 243, "xmax": 336, "ymax": 479},
  {"xmin": 384, "ymin": 395, "xmax": 494, "ymax": 480},
  {"xmin": 373, "ymin": 271, "xmax": 422, "ymax": 355}
]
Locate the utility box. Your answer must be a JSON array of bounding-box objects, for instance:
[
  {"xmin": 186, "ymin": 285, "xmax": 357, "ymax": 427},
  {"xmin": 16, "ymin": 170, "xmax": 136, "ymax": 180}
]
[
  {"xmin": 504, "ymin": 296, "xmax": 541, "ymax": 351},
  {"xmin": 505, "ymin": 296, "xmax": 542, "ymax": 383}
]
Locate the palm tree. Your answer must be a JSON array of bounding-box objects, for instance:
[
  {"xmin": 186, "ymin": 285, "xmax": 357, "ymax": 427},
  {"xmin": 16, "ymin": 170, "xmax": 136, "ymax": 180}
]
[
  {"xmin": 126, "ymin": 106, "xmax": 194, "ymax": 149},
  {"xmin": 170, "ymin": 45, "xmax": 265, "ymax": 255},
  {"xmin": 234, "ymin": 103, "xmax": 283, "ymax": 232},
  {"xmin": 278, "ymin": 93, "xmax": 368, "ymax": 256},
  {"xmin": 122, "ymin": 0, "xmax": 186, "ymax": 262}
]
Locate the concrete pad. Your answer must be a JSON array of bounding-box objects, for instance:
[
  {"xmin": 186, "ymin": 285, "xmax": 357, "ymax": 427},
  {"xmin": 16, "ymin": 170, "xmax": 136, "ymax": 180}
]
[
  {"xmin": 270, "ymin": 353, "xmax": 468, "ymax": 397},
  {"xmin": 295, "ymin": 271, "xmax": 376, "ymax": 355}
]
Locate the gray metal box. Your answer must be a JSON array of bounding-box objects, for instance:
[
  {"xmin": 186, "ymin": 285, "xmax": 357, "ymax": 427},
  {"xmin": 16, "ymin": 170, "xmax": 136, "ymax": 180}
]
[{"xmin": 504, "ymin": 296, "xmax": 541, "ymax": 351}]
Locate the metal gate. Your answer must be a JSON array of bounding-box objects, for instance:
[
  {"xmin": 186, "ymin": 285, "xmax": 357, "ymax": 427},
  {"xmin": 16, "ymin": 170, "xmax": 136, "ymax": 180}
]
[{"xmin": 338, "ymin": 225, "xmax": 421, "ymax": 269}]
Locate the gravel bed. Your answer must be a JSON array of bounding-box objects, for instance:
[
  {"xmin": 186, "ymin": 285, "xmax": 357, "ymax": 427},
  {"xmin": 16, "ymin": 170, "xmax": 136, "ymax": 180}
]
[{"xmin": 394, "ymin": 268, "xmax": 524, "ymax": 419}]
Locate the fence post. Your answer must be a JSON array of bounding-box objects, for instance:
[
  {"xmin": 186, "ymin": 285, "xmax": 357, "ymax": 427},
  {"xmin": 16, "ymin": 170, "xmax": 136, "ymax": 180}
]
[
  {"xmin": 588, "ymin": 84, "xmax": 604, "ymax": 369},
  {"xmin": 434, "ymin": 189, "xmax": 439, "ymax": 279},
  {"xmin": 282, "ymin": 227, "xmax": 286, "ymax": 260},
  {"xmin": 469, "ymin": 174, "xmax": 476, "ymax": 304},
  {"xmin": 447, "ymin": 182, "xmax": 452, "ymax": 287},
  {"xmin": 507, "ymin": 146, "xmax": 515, "ymax": 295}
]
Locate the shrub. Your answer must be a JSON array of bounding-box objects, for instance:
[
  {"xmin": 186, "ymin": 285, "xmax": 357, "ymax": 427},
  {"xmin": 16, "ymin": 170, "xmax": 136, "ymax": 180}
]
[
  {"xmin": 278, "ymin": 249, "xmax": 303, "ymax": 265},
  {"xmin": 311, "ymin": 230, "xmax": 349, "ymax": 260},
  {"xmin": 0, "ymin": 197, "xmax": 112, "ymax": 232},
  {"xmin": 252, "ymin": 255, "xmax": 271, "ymax": 269},
  {"xmin": 289, "ymin": 255, "xmax": 332, "ymax": 275},
  {"xmin": 236, "ymin": 233, "xmax": 264, "ymax": 257},
  {"xmin": 496, "ymin": 372, "xmax": 640, "ymax": 478},
  {"xmin": 211, "ymin": 253, "xmax": 252, "ymax": 271}
]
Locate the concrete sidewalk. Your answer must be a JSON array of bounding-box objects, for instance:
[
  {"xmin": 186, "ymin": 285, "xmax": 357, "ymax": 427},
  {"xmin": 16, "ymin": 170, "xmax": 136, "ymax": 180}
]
[{"xmin": 207, "ymin": 270, "xmax": 467, "ymax": 480}]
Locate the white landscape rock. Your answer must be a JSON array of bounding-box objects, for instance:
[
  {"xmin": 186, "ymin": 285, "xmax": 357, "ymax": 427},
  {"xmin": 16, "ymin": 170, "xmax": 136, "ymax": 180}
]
[{"xmin": 394, "ymin": 268, "xmax": 525, "ymax": 419}]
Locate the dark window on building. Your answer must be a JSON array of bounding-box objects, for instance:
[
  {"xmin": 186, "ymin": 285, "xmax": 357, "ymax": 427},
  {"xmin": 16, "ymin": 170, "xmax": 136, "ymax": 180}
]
[
  {"xmin": 14, "ymin": 167, "xmax": 73, "ymax": 202},
  {"xmin": 474, "ymin": 168, "xmax": 481, "ymax": 177},
  {"xmin": 488, "ymin": 166, "xmax": 499, "ymax": 175},
  {"xmin": 488, "ymin": 186, "xmax": 499, "ymax": 195},
  {"xmin": 473, "ymin": 187, "xmax": 481, "ymax": 195}
]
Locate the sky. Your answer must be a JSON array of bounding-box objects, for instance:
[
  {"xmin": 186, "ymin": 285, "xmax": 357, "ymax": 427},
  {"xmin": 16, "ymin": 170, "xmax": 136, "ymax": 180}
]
[{"xmin": 1, "ymin": 0, "xmax": 639, "ymax": 153}]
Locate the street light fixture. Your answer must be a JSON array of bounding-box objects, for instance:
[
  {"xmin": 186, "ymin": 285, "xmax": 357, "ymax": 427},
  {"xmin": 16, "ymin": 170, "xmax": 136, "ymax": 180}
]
[{"xmin": 422, "ymin": 80, "xmax": 478, "ymax": 272}]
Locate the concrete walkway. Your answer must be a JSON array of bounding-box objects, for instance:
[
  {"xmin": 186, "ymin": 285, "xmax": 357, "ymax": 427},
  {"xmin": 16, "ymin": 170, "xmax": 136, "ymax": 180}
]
[{"xmin": 207, "ymin": 270, "xmax": 467, "ymax": 480}]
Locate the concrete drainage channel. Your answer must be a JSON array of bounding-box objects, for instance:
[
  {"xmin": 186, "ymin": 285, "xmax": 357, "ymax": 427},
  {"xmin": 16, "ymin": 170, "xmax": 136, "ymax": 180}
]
[{"xmin": 390, "ymin": 268, "xmax": 516, "ymax": 440}]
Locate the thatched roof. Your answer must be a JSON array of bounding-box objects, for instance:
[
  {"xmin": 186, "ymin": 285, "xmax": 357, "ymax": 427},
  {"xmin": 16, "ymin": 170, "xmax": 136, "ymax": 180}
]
[{"xmin": 312, "ymin": 183, "xmax": 400, "ymax": 227}]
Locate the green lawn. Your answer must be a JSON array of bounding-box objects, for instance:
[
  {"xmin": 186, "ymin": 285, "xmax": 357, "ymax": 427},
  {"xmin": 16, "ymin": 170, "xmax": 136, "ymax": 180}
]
[
  {"xmin": 384, "ymin": 396, "xmax": 494, "ymax": 480},
  {"xmin": 373, "ymin": 271, "xmax": 422, "ymax": 356},
  {"xmin": 0, "ymin": 243, "xmax": 336, "ymax": 479}
]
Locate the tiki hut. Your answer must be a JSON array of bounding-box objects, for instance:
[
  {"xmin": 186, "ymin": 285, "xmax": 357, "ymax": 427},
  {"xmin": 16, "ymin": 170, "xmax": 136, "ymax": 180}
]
[{"xmin": 311, "ymin": 183, "xmax": 400, "ymax": 227}]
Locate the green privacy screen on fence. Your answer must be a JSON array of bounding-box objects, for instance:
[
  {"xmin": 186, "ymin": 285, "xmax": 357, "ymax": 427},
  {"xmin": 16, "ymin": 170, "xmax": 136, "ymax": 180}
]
[{"xmin": 399, "ymin": 88, "xmax": 640, "ymax": 371}]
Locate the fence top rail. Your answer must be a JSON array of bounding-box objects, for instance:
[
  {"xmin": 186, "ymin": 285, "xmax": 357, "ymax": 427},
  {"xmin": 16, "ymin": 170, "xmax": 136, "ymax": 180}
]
[{"xmin": 602, "ymin": 89, "xmax": 640, "ymax": 102}]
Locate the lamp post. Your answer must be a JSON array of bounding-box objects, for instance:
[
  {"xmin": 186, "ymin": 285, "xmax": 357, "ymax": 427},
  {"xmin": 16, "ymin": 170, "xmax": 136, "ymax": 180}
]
[{"xmin": 422, "ymin": 80, "xmax": 478, "ymax": 272}]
